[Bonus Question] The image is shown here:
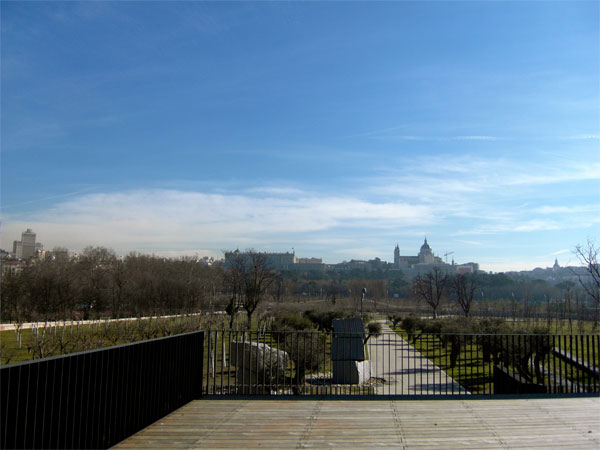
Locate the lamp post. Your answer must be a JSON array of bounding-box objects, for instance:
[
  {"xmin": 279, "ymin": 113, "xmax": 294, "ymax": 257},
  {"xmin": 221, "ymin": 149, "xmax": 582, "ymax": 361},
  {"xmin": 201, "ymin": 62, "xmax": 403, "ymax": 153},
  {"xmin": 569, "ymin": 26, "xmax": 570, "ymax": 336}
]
[{"xmin": 361, "ymin": 287, "xmax": 367, "ymax": 319}]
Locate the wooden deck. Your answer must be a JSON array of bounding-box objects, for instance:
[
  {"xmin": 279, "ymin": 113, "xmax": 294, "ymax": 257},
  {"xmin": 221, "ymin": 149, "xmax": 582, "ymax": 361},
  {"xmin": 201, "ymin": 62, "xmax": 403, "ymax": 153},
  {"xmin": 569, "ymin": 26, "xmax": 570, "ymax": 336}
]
[{"xmin": 114, "ymin": 397, "xmax": 600, "ymax": 449}]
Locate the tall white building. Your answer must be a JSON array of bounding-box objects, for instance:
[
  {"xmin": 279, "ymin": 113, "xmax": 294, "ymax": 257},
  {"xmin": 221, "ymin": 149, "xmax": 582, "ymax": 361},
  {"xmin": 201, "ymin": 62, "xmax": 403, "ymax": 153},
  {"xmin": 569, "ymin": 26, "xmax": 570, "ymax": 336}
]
[{"xmin": 13, "ymin": 228, "xmax": 42, "ymax": 259}]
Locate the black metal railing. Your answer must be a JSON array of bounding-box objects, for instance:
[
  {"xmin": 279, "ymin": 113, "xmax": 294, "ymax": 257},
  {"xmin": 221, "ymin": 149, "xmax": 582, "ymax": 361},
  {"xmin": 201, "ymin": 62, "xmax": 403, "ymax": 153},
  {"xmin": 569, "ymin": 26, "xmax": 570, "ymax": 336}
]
[
  {"xmin": 1, "ymin": 331, "xmax": 204, "ymax": 450},
  {"xmin": 202, "ymin": 330, "xmax": 600, "ymax": 396}
]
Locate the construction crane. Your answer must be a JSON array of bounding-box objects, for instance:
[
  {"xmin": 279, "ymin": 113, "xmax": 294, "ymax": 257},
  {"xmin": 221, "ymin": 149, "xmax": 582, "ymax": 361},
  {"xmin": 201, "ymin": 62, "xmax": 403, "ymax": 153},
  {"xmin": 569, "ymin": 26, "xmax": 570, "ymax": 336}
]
[{"xmin": 444, "ymin": 251, "xmax": 454, "ymax": 264}]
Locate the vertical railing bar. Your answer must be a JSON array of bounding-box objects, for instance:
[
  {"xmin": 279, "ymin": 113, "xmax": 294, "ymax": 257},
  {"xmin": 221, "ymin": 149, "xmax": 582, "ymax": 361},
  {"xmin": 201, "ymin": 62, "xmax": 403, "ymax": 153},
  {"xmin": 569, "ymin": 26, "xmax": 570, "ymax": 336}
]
[
  {"xmin": 425, "ymin": 333, "xmax": 428, "ymax": 395},
  {"xmin": 563, "ymin": 335, "xmax": 568, "ymax": 393},
  {"xmin": 309, "ymin": 332, "xmax": 313, "ymax": 395},
  {"xmin": 384, "ymin": 331, "xmax": 388, "ymax": 396},
  {"xmin": 220, "ymin": 331, "xmax": 224, "ymax": 395},
  {"xmin": 570, "ymin": 334, "xmax": 575, "ymax": 393},
  {"xmin": 297, "ymin": 331, "xmax": 302, "ymax": 394},
  {"xmin": 450, "ymin": 335, "xmax": 453, "ymax": 396},
  {"xmin": 121, "ymin": 347, "xmax": 132, "ymax": 439},
  {"xmin": 402, "ymin": 331, "xmax": 404, "ymax": 395},
  {"xmin": 592, "ymin": 335, "xmax": 600, "ymax": 392},
  {"xmin": 569, "ymin": 335, "xmax": 574, "ymax": 393},
  {"xmin": 549, "ymin": 335, "xmax": 554, "ymax": 394},
  {"xmin": 393, "ymin": 332, "xmax": 397, "ymax": 396},
  {"xmin": 563, "ymin": 334, "xmax": 567, "ymax": 393},
  {"xmin": 2, "ymin": 367, "xmax": 9, "ymax": 450},
  {"xmin": 437, "ymin": 334, "xmax": 440, "ymax": 396},
  {"xmin": 585, "ymin": 334, "xmax": 590, "ymax": 393},
  {"xmin": 571, "ymin": 334, "xmax": 576, "ymax": 393},
  {"xmin": 420, "ymin": 333, "xmax": 423, "ymax": 396},
  {"xmin": 91, "ymin": 350, "xmax": 102, "ymax": 449},
  {"xmin": 57, "ymin": 357, "xmax": 68, "ymax": 450},
  {"xmin": 484, "ymin": 335, "xmax": 488, "ymax": 396},
  {"xmin": 21, "ymin": 364, "xmax": 31, "ymax": 450},
  {"xmin": 458, "ymin": 335, "xmax": 462, "ymax": 396},
  {"xmin": 228, "ymin": 331, "xmax": 232, "ymax": 394},
  {"xmin": 253, "ymin": 331, "xmax": 258, "ymax": 395},
  {"xmin": 261, "ymin": 330, "xmax": 265, "ymax": 394},
  {"xmin": 6, "ymin": 367, "xmax": 14, "ymax": 449},
  {"xmin": 570, "ymin": 335, "xmax": 579, "ymax": 393},
  {"xmin": 470, "ymin": 334, "xmax": 473, "ymax": 395},
  {"xmin": 82, "ymin": 352, "xmax": 93, "ymax": 449},
  {"xmin": 575, "ymin": 335, "xmax": 581, "ymax": 393},
  {"xmin": 324, "ymin": 331, "xmax": 328, "ymax": 396},
  {"xmin": 240, "ymin": 330, "xmax": 246, "ymax": 395},
  {"xmin": 30, "ymin": 358, "xmax": 41, "ymax": 449},
  {"xmin": 303, "ymin": 332, "xmax": 307, "ymax": 395},
  {"xmin": 106, "ymin": 347, "xmax": 116, "ymax": 448},
  {"xmin": 273, "ymin": 330, "xmax": 279, "ymax": 395},
  {"xmin": 511, "ymin": 334, "xmax": 515, "ymax": 393},
  {"xmin": 268, "ymin": 330, "xmax": 273, "ymax": 395},
  {"xmin": 68, "ymin": 355, "xmax": 79, "ymax": 449},
  {"xmin": 444, "ymin": 334, "xmax": 448, "ymax": 395},
  {"xmin": 41, "ymin": 359, "xmax": 51, "ymax": 447},
  {"xmin": 86, "ymin": 351, "xmax": 96, "ymax": 448},
  {"xmin": 214, "ymin": 331, "xmax": 218, "ymax": 395},
  {"xmin": 207, "ymin": 330, "xmax": 212, "ymax": 395},
  {"xmin": 556, "ymin": 334, "xmax": 560, "ymax": 394}
]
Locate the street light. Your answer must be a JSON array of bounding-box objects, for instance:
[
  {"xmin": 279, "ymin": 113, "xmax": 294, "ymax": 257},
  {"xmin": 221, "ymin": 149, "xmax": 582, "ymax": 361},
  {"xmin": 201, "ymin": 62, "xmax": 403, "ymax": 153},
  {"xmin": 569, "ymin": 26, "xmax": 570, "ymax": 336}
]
[{"xmin": 361, "ymin": 287, "xmax": 367, "ymax": 319}]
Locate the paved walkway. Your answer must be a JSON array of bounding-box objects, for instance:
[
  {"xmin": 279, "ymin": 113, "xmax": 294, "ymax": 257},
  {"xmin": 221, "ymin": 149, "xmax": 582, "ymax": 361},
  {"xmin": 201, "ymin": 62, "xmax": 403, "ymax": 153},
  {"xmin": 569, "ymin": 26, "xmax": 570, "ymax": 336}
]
[
  {"xmin": 114, "ymin": 397, "xmax": 600, "ymax": 449},
  {"xmin": 367, "ymin": 323, "xmax": 466, "ymax": 395}
]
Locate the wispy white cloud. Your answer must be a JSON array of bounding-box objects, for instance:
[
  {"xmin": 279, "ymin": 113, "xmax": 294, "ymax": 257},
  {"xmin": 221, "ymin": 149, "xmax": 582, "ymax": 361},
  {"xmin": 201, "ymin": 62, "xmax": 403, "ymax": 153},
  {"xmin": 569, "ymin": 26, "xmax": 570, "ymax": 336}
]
[
  {"xmin": 533, "ymin": 205, "xmax": 600, "ymax": 215},
  {"xmin": 565, "ymin": 134, "xmax": 600, "ymax": 140},
  {"xmin": 368, "ymin": 134, "xmax": 501, "ymax": 142},
  {"xmin": 0, "ymin": 189, "xmax": 434, "ymax": 255}
]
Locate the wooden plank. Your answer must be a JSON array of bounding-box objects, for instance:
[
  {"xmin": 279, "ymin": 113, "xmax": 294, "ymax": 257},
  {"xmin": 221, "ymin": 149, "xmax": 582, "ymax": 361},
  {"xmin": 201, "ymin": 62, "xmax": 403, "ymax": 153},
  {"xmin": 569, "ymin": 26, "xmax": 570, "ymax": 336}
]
[{"xmin": 113, "ymin": 398, "xmax": 600, "ymax": 450}]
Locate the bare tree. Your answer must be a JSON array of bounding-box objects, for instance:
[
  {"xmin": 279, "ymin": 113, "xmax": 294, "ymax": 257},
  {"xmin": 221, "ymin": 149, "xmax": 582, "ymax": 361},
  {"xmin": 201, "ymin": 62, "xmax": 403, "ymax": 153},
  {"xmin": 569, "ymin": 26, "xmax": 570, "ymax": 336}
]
[
  {"xmin": 225, "ymin": 251, "xmax": 276, "ymax": 329},
  {"xmin": 573, "ymin": 239, "xmax": 600, "ymax": 306},
  {"xmin": 223, "ymin": 252, "xmax": 245, "ymax": 328},
  {"xmin": 449, "ymin": 273, "xmax": 477, "ymax": 317},
  {"xmin": 412, "ymin": 267, "xmax": 449, "ymax": 319}
]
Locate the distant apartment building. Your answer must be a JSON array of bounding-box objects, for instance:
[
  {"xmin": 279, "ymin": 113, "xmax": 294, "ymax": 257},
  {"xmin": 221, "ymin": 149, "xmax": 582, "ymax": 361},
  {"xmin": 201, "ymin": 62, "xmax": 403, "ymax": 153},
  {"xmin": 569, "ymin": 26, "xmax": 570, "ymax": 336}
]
[
  {"xmin": 224, "ymin": 250, "xmax": 326, "ymax": 271},
  {"xmin": 12, "ymin": 228, "xmax": 43, "ymax": 260},
  {"xmin": 1, "ymin": 260, "xmax": 27, "ymax": 276},
  {"xmin": 224, "ymin": 250, "xmax": 297, "ymax": 270},
  {"xmin": 293, "ymin": 257, "xmax": 325, "ymax": 271}
]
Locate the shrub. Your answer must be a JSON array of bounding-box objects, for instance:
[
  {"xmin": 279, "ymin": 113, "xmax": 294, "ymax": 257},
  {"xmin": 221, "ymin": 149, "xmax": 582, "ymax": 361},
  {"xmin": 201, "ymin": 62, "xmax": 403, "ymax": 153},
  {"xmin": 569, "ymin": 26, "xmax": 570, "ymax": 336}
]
[
  {"xmin": 475, "ymin": 318, "xmax": 509, "ymax": 334},
  {"xmin": 401, "ymin": 314, "xmax": 423, "ymax": 335},
  {"xmin": 388, "ymin": 314, "xmax": 403, "ymax": 329},
  {"xmin": 271, "ymin": 312, "xmax": 314, "ymax": 332},
  {"xmin": 303, "ymin": 310, "xmax": 343, "ymax": 332}
]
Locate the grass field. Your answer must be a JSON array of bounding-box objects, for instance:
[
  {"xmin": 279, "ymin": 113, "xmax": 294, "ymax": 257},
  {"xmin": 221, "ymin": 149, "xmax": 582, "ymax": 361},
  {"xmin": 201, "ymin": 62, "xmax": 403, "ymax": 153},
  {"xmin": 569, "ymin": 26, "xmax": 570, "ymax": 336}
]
[{"xmin": 395, "ymin": 329, "xmax": 599, "ymax": 394}]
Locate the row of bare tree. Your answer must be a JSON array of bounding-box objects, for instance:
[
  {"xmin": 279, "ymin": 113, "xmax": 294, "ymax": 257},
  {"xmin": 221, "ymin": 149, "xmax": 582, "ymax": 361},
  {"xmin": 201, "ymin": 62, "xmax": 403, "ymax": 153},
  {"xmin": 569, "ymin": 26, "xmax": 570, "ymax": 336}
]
[
  {"xmin": 1, "ymin": 247, "xmax": 221, "ymax": 322},
  {"xmin": 412, "ymin": 267, "xmax": 478, "ymax": 319},
  {"xmin": 413, "ymin": 240, "xmax": 600, "ymax": 321}
]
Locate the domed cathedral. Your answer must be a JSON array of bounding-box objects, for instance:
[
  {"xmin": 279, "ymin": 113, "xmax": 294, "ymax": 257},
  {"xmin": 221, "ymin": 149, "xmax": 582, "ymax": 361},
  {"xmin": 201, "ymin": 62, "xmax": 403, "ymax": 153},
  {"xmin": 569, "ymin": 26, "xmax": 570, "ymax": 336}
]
[
  {"xmin": 393, "ymin": 238, "xmax": 478, "ymax": 277},
  {"xmin": 393, "ymin": 238, "xmax": 443, "ymax": 269},
  {"xmin": 418, "ymin": 238, "xmax": 435, "ymax": 264}
]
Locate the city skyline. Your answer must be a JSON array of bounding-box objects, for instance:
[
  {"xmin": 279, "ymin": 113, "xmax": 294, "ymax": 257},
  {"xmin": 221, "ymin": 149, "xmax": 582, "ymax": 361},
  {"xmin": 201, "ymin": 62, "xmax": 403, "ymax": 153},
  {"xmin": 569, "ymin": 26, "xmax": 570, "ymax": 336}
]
[
  {"xmin": 0, "ymin": 227, "xmax": 581, "ymax": 275},
  {"xmin": 1, "ymin": 2, "xmax": 598, "ymax": 272}
]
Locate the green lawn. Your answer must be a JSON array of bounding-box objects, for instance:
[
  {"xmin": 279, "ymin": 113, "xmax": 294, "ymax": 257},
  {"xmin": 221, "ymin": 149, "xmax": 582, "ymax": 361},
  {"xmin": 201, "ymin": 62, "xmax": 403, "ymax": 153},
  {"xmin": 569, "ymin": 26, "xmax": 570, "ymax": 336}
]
[{"xmin": 395, "ymin": 330, "xmax": 599, "ymax": 394}]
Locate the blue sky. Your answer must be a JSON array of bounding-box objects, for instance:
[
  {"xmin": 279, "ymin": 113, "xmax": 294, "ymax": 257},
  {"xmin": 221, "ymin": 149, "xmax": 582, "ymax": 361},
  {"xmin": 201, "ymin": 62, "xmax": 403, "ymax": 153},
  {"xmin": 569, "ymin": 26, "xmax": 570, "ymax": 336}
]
[{"xmin": 1, "ymin": 1, "xmax": 598, "ymax": 272}]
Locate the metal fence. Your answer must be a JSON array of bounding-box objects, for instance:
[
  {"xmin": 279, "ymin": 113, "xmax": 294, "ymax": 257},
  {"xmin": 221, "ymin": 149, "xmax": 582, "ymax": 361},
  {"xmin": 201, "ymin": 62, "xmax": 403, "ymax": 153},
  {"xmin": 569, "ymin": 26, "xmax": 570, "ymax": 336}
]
[
  {"xmin": 202, "ymin": 330, "xmax": 600, "ymax": 396},
  {"xmin": 1, "ymin": 331, "xmax": 204, "ymax": 450}
]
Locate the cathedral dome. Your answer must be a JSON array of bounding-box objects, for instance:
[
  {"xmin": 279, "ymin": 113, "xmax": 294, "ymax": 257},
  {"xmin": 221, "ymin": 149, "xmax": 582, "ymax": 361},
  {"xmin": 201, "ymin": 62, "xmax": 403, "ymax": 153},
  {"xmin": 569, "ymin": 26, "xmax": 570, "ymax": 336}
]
[{"xmin": 420, "ymin": 238, "xmax": 432, "ymax": 254}]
